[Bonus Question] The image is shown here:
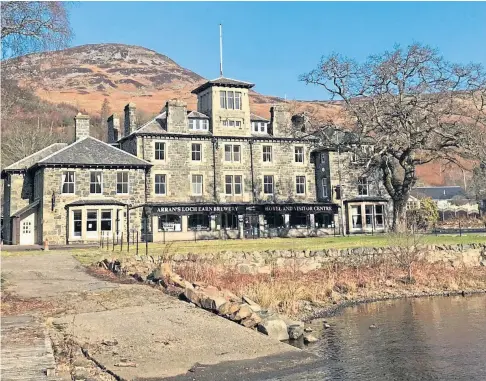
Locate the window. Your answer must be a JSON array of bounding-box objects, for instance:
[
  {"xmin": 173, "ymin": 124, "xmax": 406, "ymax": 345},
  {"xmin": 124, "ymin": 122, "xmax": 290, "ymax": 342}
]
[
  {"xmin": 220, "ymin": 90, "xmax": 241, "ymax": 110},
  {"xmin": 296, "ymin": 176, "xmax": 306, "ymax": 194},
  {"xmin": 225, "ymin": 175, "xmax": 243, "ymax": 195},
  {"xmin": 315, "ymin": 213, "xmax": 333, "ymax": 228},
  {"xmin": 321, "ymin": 178, "xmax": 328, "ymax": 198},
  {"xmin": 351, "ymin": 206, "xmax": 362, "ymax": 228},
  {"xmin": 101, "ymin": 210, "xmax": 112, "ymax": 232},
  {"xmin": 265, "ymin": 213, "xmax": 284, "ymax": 228},
  {"xmin": 188, "ymin": 214, "xmax": 210, "ymax": 230},
  {"xmin": 235, "ymin": 92, "xmax": 241, "ymax": 109},
  {"xmin": 375, "ymin": 205, "xmax": 384, "ymax": 227},
  {"xmin": 224, "ymin": 145, "xmax": 241, "ymax": 162},
  {"xmin": 190, "ymin": 119, "xmax": 209, "ymax": 131},
  {"xmin": 228, "ymin": 120, "xmax": 235, "ymax": 127},
  {"xmin": 290, "ymin": 212, "xmax": 308, "ymax": 228},
  {"xmin": 252, "ymin": 122, "xmax": 267, "ymax": 134},
  {"xmin": 228, "ymin": 91, "xmax": 234, "ymax": 109},
  {"xmin": 220, "ymin": 91, "xmax": 227, "ymax": 108},
  {"xmin": 221, "ymin": 213, "xmax": 239, "ymax": 230},
  {"xmin": 223, "ymin": 120, "xmax": 228, "ymax": 127},
  {"xmin": 358, "ymin": 177, "xmax": 369, "ymax": 196},
  {"xmin": 158, "ymin": 215, "xmax": 182, "ymax": 232},
  {"xmin": 262, "ymin": 146, "xmax": 272, "ymax": 162},
  {"xmin": 86, "ymin": 210, "xmax": 98, "ymax": 232},
  {"xmin": 73, "ymin": 210, "xmax": 82, "ymax": 237},
  {"xmin": 116, "ymin": 172, "xmax": 129, "ymax": 194},
  {"xmin": 295, "ymin": 147, "xmax": 304, "ymax": 163},
  {"xmin": 235, "ymin": 121, "xmax": 241, "ymax": 128},
  {"xmin": 192, "ymin": 174, "xmax": 203, "ymax": 195},
  {"xmin": 365, "ymin": 205, "xmax": 373, "ymax": 227},
  {"xmin": 192, "ymin": 143, "xmax": 202, "ymax": 161},
  {"xmin": 90, "ymin": 172, "xmax": 102, "ymax": 194},
  {"xmin": 62, "ymin": 171, "xmax": 75, "ymax": 194},
  {"xmin": 155, "ymin": 142, "xmax": 165, "ymax": 160},
  {"xmin": 154, "ymin": 174, "xmax": 166, "ymax": 195},
  {"xmin": 335, "ymin": 185, "xmax": 341, "ymax": 200},
  {"xmin": 263, "ymin": 175, "xmax": 274, "ymax": 194}
]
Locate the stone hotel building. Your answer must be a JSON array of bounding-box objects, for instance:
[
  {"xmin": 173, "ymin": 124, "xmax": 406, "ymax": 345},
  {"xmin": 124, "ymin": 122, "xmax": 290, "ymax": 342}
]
[{"xmin": 2, "ymin": 76, "xmax": 390, "ymax": 245}]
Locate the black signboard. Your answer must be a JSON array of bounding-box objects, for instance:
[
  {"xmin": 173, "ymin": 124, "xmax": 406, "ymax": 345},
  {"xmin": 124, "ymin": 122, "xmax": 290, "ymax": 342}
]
[{"xmin": 151, "ymin": 203, "xmax": 338, "ymax": 215}]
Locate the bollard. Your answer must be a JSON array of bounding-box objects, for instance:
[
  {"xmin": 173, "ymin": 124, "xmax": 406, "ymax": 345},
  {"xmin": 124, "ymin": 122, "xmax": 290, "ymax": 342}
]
[{"xmin": 43, "ymin": 239, "xmax": 49, "ymax": 251}]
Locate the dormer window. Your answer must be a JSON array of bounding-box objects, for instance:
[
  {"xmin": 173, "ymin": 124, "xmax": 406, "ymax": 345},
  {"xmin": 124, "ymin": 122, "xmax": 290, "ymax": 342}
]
[
  {"xmin": 252, "ymin": 122, "xmax": 267, "ymax": 134},
  {"xmin": 189, "ymin": 119, "xmax": 209, "ymax": 131}
]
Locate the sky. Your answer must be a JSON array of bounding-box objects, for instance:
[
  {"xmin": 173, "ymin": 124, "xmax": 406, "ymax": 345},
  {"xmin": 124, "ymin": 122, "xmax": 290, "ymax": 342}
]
[{"xmin": 69, "ymin": 1, "xmax": 486, "ymax": 101}]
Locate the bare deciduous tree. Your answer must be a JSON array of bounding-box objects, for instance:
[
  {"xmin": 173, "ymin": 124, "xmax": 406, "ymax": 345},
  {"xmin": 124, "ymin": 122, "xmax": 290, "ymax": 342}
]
[
  {"xmin": 1, "ymin": 1, "xmax": 72, "ymax": 61},
  {"xmin": 301, "ymin": 44, "xmax": 486, "ymax": 231}
]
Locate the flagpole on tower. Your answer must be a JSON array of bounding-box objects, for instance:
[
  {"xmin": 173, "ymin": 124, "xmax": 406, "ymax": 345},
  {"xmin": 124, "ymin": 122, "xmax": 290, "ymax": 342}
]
[{"xmin": 219, "ymin": 24, "xmax": 223, "ymax": 77}]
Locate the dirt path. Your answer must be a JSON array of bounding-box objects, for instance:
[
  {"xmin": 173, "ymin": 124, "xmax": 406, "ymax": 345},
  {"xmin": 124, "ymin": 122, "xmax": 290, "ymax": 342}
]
[{"xmin": 1, "ymin": 253, "xmax": 307, "ymax": 380}]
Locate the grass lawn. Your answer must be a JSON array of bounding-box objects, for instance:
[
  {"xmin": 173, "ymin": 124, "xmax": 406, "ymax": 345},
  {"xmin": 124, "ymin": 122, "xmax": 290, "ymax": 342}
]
[{"xmin": 1, "ymin": 234, "xmax": 485, "ymax": 265}]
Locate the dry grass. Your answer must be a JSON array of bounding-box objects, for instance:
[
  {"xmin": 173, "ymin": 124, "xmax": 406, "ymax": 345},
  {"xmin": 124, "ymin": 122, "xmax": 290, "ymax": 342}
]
[{"xmin": 175, "ymin": 259, "xmax": 486, "ymax": 318}]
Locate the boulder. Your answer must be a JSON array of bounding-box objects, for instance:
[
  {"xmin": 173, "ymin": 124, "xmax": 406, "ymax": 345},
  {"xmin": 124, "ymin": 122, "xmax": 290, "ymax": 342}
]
[
  {"xmin": 240, "ymin": 313, "xmax": 262, "ymax": 328},
  {"xmin": 221, "ymin": 289, "xmax": 241, "ymax": 302},
  {"xmin": 303, "ymin": 334, "xmax": 318, "ymax": 344},
  {"xmin": 242, "ymin": 296, "xmax": 262, "ymax": 312},
  {"xmin": 257, "ymin": 318, "xmax": 289, "ymax": 341},
  {"xmin": 233, "ymin": 304, "xmax": 253, "ymax": 321},
  {"xmin": 199, "ymin": 289, "xmax": 227, "ymax": 311},
  {"xmin": 218, "ymin": 302, "xmax": 241, "ymax": 316},
  {"xmin": 183, "ymin": 287, "xmax": 204, "ymax": 307},
  {"xmin": 288, "ymin": 324, "xmax": 304, "ymax": 340}
]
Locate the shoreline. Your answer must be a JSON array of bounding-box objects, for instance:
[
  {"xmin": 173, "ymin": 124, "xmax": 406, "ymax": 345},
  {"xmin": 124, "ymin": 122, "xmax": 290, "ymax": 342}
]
[{"xmin": 302, "ymin": 288, "xmax": 486, "ymax": 322}]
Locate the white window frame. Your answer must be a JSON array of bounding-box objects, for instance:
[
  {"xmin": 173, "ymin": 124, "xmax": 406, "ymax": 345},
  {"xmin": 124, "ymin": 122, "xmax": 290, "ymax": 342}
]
[
  {"xmin": 262, "ymin": 146, "xmax": 272, "ymax": 162},
  {"xmin": 374, "ymin": 204, "xmax": 385, "ymax": 228},
  {"xmin": 116, "ymin": 172, "xmax": 129, "ymax": 194},
  {"xmin": 154, "ymin": 141, "xmax": 165, "ymax": 161},
  {"xmin": 296, "ymin": 176, "xmax": 306, "ymax": 195},
  {"xmin": 154, "ymin": 174, "xmax": 167, "ymax": 195},
  {"xmin": 225, "ymin": 175, "xmax": 243, "ymax": 195},
  {"xmin": 252, "ymin": 122, "xmax": 267, "ymax": 134},
  {"xmin": 192, "ymin": 174, "xmax": 203, "ymax": 195},
  {"xmin": 263, "ymin": 175, "xmax": 274, "ymax": 195},
  {"xmin": 191, "ymin": 143, "xmax": 202, "ymax": 161},
  {"xmin": 101, "ymin": 210, "xmax": 112, "ymax": 233},
  {"xmin": 224, "ymin": 145, "xmax": 241, "ymax": 162},
  {"xmin": 321, "ymin": 177, "xmax": 328, "ymax": 198},
  {"xmin": 72, "ymin": 209, "xmax": 82, "ymax": 237},
  {"xmin": 235, "ymin": 92, "xmax": 242, "ymax": 110},
  {"xmin": 189, "ymin": 119, "xmax": 209, "ymax": 131},
  {"xmin": 294, "ymin": 146, "xmax": 304, "ymax": 163},
  {"xmin": 227, "ymin": 91, "xmax": 234, "ymax": 109},
  {"xmin": 220, "ymin": 90, "xmax": 227, "ymax": 108},
  {"xmin": 358, "ymin": 177, "xmax": 369, "ymax": 196},
  {"xmin": 61, "ymin": 171, "xmax": 75, "ymax": 194},
  {"xmin": 90, "ymin": 171, "xmax": 103, "ymax": 194}
]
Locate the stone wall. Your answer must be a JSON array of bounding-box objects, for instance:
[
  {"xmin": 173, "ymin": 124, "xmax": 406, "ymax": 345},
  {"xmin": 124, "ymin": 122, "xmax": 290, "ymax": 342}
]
[{"xmin": 150, "ymin": 243, "xmax": 486, "ymax": 274}]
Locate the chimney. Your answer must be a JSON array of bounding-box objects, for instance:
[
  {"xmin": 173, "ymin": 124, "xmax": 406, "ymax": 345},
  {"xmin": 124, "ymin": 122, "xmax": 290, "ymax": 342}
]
[
  {"xmin": 74, "ymin": 113, "xmax": 90, "ymax": 141},
  {"xmin": 107, "ymin": 113, "xmax": 120, "ymax": 143},
  {"xmin": 124, "ymin": 102, "xmax": 137, "ymax": 136},
  {"xmin": 270, "ymin": 104, "xmax": 291, "ymax": 137},
  {"xmin": 166, "ymin": 100, "xmax": 188, "ymax": 133}
]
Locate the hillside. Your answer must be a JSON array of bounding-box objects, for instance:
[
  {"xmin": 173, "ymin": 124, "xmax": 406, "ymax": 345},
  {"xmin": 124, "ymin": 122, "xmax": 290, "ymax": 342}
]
[
  {"xmin": 3, "ymin": 43, "xmax": 467, "ymax": 186},
  {"xmin": 5, "ymin": 43, "xmax": 339, "ymax": 120}
]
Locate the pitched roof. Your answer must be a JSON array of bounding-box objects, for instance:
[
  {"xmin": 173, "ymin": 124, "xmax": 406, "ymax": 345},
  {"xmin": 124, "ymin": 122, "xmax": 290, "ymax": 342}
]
[
  {"xmin": 12, "ymin": 200, "xmax": 40, "ymax": 218},
  {"xmin": 4, "ymin": 143, "xmax": 68, "ymax": 171},
  {"xmin": 66, "ymin": 199, "xmax": 127, "ymax": 207},
  {"xmin": 191, "ymin": 77, "xmax": 255, "ymax": 94},
  {"xmin": 38, "ymin": 137, "xmax": 151, "ymax": 167},
  {"xmin": 411, "ymin": 186, "xmax": 466, "ymax": 200},
  {"xmin": 187, "ymin": 110, "xmax": 209, "ymax": 119},
  {"xmin": 250, "ymin": 113, "xmax": 269, "ymax": 122}
]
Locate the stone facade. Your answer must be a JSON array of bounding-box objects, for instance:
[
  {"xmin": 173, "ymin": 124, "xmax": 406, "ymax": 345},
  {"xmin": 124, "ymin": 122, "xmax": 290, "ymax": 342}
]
[
  {"xmin": 2, "ymin": 75, "xmax": 392, "ymax": 245},
  {"xmin": 40, "ymin": 167, "xmax": 146, "ymax": 244}
]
